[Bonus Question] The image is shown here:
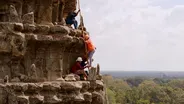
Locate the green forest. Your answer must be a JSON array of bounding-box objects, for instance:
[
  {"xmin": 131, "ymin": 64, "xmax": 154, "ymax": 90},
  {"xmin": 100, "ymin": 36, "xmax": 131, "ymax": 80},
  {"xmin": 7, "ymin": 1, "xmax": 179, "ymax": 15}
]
[{"xmin": 103, "ymin": 75, "xmax": 184, "ymax": 104}]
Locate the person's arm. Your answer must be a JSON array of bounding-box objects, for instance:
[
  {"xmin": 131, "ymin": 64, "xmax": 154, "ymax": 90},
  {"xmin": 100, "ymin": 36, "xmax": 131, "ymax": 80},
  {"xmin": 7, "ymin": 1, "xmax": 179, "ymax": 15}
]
[
  {"xmin": 71, "ymin": 12, "xmax": 77, "ymax": 17},
  {"xmin": 76, "ymin": 9, "xmax": 80, "ymax": 15},
  {"xmin": 72, "ymin": 10, "xmax": 80, "ymax": 17}
]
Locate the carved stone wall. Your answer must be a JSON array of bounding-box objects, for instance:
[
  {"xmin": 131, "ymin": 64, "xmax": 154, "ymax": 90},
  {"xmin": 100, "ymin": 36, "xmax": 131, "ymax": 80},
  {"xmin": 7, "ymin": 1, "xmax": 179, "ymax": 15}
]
[
  {"xmin": 24, "ymin": 41, "xmax": 84, "ymax": 81},
  {"xmin": 0, "ymin": 1, "xmax": 9, "ymax": 22},
  {"xmin": 63, "ymin": 0, "xmax": 77, "ymax": 18},
  {"xmin": 22, "ymin": 0, "xmax": 36, "ymax": 15},
  {"xmin": 0, "ymin": 0, "xmax": 77, "ymax": 24},
  {"xmin": 0, "ymin": 80, "xmax": 105, "ymax": 104},
  {"xmin": 0, "ymin": 22, "xmax": 85, "ymax": 82}
]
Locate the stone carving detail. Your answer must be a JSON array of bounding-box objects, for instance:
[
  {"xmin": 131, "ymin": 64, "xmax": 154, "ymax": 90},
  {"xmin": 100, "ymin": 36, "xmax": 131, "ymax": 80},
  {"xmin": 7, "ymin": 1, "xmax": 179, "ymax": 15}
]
[
  {"xmin": 36, "ymin": 0, "xmax": 53, "ymax": 26},
  {"xmin": 96, "ymin": 63, "xmax": 102, "ymax": 80},
  {"xmin": 29, "ymin": 64, "xmax": 37, "ymax": 78},
  {"xmin": 22, "ymin": 0, "xmax": 36, "ymax": 15},
  {"xmin": 10, "ymin": 33, "xmax": 26, "ymax": 57},
  {"xmin": 0, "ymin": 2, "xmax": 9, "ymax": 22},
  {"xmin": 9, "ymin": 0, "xmax": 23, "ymax": 20},
  {"xmin": 88, "ymin": 67, "xmax": 97, "ymax": 81},
  {"xmin": 0, "ymin": 81, "xmax": 105, "ymax": 104},
  {"xmin": 0, "ymin": 0, "xmax": 77, "ymax": 25},
  {"xmin": 22, "ymin": 12, "xmax": 34, "ymax": 24},
  {"xmin": 9, "ymin": 5, "xmax": 20, "ymax": 22}
]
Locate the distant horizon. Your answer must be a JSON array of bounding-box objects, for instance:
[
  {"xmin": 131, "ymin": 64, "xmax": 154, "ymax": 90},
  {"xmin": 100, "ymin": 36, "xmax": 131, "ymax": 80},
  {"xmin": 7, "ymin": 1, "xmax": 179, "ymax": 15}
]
[{"xmin": 101, "ymin": 70, "xmax": 184, "ymax": 78}]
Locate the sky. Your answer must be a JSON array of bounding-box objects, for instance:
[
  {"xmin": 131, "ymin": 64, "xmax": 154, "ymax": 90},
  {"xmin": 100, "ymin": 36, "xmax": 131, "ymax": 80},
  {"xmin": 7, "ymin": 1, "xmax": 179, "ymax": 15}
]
[{"xmin": 76, "ymin": 0, "xmax": 184, "ymax": 71}]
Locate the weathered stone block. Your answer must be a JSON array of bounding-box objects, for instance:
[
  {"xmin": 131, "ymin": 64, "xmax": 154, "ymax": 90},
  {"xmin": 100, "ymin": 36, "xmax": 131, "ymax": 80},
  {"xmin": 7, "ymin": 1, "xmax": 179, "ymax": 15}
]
[
  {"xmin": 44, "ymin": 95, "xmax": 62, "ymax": 104},
  {"xmin": 60, "ymin": 82, "xmax": 82, "ymax": 91},
  {"xmin": 17, "ymin": 96, "xmax": 29, "ymax": 104},
  {"xmin": 7, "ymin": 83, "xmax": 28, "ymax": 92},
  {"xmin": 29, "ymin": 95, "xmax": 44, "ymax": 104},
  {"xmin": 92, "ymin": 91, "xmax": 104, "ymax": 104},
  {"xmin": 11, "ymin": 77, "xmax": 20, "ymax": 82},
  {"xmin": 10, "ymin": 32, "xmax": 26, "ymax": 57},
  {"xmin": 56, "ymin": 77, "xmax": 65, "ymax": 81},
  {"xmin": 26, "ymin": 83, "xmax": 42, "ymax": 93},
  {"xmin": 23, "ymin": 12, "xmax": 34, "ymax": 24},
  {"xmin": 0, "ymin": 33, "xmax": 11, "ymax": 53},
  {"xmin": 64, "ymin": 74, "xmax": 76, "ymax": 81},
  {"xmin": 42, "ymin": 82, "xmax": 61, "ymax": 91},
  {"xmin": 9, "ymin": 5, "xmax": 20, "ymax": 23},
  {"xmin": 0, "ymin": 84, "xmax": 7, "ymax": 104},
  {"xmin": 50, "ymin": 25, "xmax": 70, "ymax": 35},
  {"xmin": 37, "ymin": 0, "xmax": 53, "ymax": 26},
  {"xmin": 0, "ymin": 22, "xmax": 14, "ymax": 31},
  {"xmin": 14, "ymin": 23, "xmax": 24, "ymax": 32},
  {"xmin": 0, "ymin": 79, "xmax": 4, "ymax": 84},
  {"xmin": 83, "ymin": 92, "xmax": 92, "ymax": 102},
  {"xmin": 81, "ymin": 81, "xmax": 90, "ymax": 92},
  {"xmin": 8, "ymin": 94, "xmax": 18, "ymax": 104},
  {"xmin": 74, "ymin": 93, "xmax": 84, "ymax": 102},
  {"xmin": 35, "ymin": 25, "xmax": 50, "ymax": 34},
  {"xmin": 24, "ymin": 24, "xmax": 36, "ymax": 32},
  {"xmin": 88, "ymin": 67, "xmax": 97, "ymax": 81},
  {"xmin": 96, "ymin": 80, "xmax": 104, "ymax": 91}
]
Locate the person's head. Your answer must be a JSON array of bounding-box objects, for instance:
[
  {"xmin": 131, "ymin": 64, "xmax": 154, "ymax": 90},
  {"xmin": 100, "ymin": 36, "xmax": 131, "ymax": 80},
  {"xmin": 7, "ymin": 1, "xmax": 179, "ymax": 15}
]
[
  {"xmin": 76, "ymin": 57, "xmax": 83, "ymax": 62},
  {"xmin": 83, "ymin": 32, "xmax": 90, "ymax": 40}
]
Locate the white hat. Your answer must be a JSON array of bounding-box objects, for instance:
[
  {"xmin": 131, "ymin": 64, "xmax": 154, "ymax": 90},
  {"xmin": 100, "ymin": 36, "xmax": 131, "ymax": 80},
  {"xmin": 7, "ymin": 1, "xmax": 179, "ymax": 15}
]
[{"xmin": 76, "ymin": 57, "xmax": 83, "ymax": 62}]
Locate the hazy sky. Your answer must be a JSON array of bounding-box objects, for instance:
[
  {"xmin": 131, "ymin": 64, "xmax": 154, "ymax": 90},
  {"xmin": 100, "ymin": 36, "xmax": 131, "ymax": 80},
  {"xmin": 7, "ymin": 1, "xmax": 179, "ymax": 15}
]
[{"xmin": 77, "ymin": 0, "xmax": 184, "ymax": 71}]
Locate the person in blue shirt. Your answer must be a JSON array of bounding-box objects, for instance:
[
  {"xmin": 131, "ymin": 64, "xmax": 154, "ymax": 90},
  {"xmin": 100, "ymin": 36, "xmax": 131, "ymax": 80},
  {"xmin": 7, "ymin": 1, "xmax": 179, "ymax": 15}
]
[{"xmin": 65, "ymin": 10, "xmax": 80, "ymax": 29}]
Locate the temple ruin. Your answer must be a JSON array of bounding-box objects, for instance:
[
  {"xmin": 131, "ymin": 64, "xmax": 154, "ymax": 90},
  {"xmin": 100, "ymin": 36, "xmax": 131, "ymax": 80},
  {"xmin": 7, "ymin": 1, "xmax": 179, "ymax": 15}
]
[{"xmin": 0, "ymin": 0, "xmax": 107, "ymax": 104}]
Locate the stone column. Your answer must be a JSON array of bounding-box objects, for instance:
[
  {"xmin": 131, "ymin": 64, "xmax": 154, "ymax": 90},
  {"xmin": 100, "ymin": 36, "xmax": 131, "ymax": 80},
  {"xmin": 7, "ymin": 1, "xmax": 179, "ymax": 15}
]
[
  {"xmin": 52, "ymin": 0, "xmax": 59, "ymax": 23},
  {"xmin": 58, "ymin": 0, "xmax": 65, "ymax": 24},
  {"xmin": 52, "ymin": 0, "xmax": 65, "ymax": 25},
  {"xmin": 88, "ymin": 67, "xmax": 97, "ymax": 81},
  {"xmin": 0, "ymin": 1, "xmax": 9, "ymax": 22},
  {"xmin": 9, "ymin": 0, "xmax": 23, "ymax": 22},
  {"xmin": 22, "ymin": 0, "xmax": 36, "ymax": 14},
  {"xmin": 37, "ymin": 0, "xmax": 53, "ymax": 26},
  {"xmin": 63, "ymin": 0, "xmax": 77, "ymax": 18}
]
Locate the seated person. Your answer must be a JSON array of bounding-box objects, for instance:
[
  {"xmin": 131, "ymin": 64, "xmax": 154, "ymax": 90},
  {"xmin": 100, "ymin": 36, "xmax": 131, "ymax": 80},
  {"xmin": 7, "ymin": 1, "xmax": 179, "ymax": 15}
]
[
  {"xmin": 65, "ymin": 10, "xmax": 80, "ymax": 29},
  {"xmin": 71, "ymin": 57, "xmax": 88, "ymax": 80}
]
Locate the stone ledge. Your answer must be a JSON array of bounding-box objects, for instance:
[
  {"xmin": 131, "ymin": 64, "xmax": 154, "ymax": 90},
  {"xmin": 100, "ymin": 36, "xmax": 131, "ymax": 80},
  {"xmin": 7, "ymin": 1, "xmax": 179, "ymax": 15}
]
[
  {"xmin": 0, "ymin": 81, "xmax": 105, "ymax": 104},
  {"xmin": 0, "ymin": 30, "xmax": 85, "ymax": 55},
  {"xmin": 0, "ymin": 22, "xmax": 84, "ymax": 37},
  {"xmin": 1, "ymin": 81, "xmax": 104, "ymax": 92},
  {"xmin": 25, "ymin": 34, "xmax": 83, "ymax": 43}
]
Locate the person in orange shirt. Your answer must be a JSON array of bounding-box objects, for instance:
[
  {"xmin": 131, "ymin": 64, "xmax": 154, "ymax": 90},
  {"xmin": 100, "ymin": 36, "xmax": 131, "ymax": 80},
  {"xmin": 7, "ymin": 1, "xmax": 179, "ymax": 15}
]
[{"xmin": 83, "ymin": 32, "xmax": 96, "ymax": 67}]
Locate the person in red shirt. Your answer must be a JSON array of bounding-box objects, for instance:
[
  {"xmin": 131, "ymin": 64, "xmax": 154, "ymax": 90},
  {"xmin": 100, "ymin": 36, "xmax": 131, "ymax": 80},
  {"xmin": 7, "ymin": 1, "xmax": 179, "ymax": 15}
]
[
  {"xmin": 71, "ymin": 57, "xmax": 88, "ymax": 79},
  {"xmin": 83, "ymin": 32, "xmax": 96, "ymax": 67}
]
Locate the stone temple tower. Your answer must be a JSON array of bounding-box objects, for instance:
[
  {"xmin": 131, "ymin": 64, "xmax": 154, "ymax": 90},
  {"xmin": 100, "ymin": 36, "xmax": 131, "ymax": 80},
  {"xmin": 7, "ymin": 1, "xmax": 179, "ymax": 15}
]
[{"xmin": 0, "ymin": 0, "xmax": 106, "ymax": 104}]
